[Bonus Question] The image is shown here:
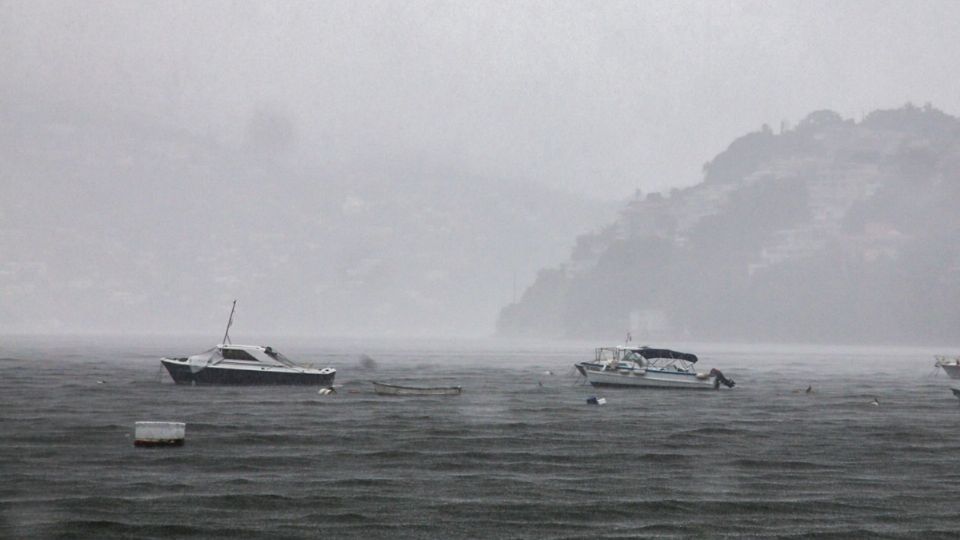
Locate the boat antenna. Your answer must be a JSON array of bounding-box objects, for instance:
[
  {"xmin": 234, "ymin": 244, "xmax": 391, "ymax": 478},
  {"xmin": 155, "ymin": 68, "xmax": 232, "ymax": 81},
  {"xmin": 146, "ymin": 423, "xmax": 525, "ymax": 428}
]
[{"xmin": 222, "ymin": 299, "xmax": 237, "ymax": 345}]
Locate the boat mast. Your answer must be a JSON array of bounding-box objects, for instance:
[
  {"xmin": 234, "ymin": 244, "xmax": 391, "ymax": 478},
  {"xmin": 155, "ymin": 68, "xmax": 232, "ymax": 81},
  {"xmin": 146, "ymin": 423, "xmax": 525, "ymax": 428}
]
[{"xmin": 221, "ymin": 299, "xmax": 237, "ymax": 345}]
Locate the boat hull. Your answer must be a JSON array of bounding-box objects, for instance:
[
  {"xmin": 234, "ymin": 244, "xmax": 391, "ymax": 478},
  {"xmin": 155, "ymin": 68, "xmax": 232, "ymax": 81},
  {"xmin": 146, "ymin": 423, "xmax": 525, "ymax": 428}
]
[
  {"xmin": 579, "ymin": 365, "xmax": 717, "ymax": 390},
  {"xmin": 162, "ymin": 359, "xmax": 335, "ymax": 386},
  {"xmin": 372, "ymin": 382, "xmax": 462, "ymax": 396},
  {"xmin": 940, "ymin": 363, "xmax": 960, "ymax": 379}
]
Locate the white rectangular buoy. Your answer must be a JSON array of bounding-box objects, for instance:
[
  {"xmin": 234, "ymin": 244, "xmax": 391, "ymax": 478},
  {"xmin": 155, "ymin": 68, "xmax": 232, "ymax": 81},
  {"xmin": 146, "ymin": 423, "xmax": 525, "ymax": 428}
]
[{"xmin": 134, "ymin": 421, "xmax": 186, "ymax": 447}]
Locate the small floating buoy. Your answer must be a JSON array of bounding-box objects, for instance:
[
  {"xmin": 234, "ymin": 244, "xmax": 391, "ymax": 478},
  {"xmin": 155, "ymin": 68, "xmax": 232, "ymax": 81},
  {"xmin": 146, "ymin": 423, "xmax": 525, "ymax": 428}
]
[
  {"xmin": 96, "ymin": 380, "xmax": 106, "ymax": 384},
  {"xmin": 544, "ymin": 370, "xmax": 554, "ymax": 376},
  {"xmin": 134, "ymin": 422, "xmax": 185, "ymax": 447},
  {"xmin": 586, "ymin": 396, "xmax": 606, "ymax": 405},
  {"xmin": 318, "ymin": 387, "xmax": 336, "ymax": 395}
]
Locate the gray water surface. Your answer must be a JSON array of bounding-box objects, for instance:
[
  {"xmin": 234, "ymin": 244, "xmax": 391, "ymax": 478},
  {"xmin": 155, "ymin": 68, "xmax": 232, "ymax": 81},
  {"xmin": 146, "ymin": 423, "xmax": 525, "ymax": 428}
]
[{"xmin": 2, "ymin": 339, "xmax": 958, "ymax": 538}]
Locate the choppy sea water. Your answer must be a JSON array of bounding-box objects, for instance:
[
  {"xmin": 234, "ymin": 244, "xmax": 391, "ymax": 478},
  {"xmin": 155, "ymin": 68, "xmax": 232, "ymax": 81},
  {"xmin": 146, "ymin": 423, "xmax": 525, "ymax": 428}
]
[{"xmin": 2, "ymin": 337, "xmax": 960, "ymax": 539}]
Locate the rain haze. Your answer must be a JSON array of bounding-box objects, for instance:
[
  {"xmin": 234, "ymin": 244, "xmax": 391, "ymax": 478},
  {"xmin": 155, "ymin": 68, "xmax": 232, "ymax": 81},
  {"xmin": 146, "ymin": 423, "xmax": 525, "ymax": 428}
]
[
  {"xmin": 7, "ymin": 2, "xmax": 960, "ymax": 538},
  {"xmin": 3, "ymin": 0, "xmax": 960, "ymax": 339}
]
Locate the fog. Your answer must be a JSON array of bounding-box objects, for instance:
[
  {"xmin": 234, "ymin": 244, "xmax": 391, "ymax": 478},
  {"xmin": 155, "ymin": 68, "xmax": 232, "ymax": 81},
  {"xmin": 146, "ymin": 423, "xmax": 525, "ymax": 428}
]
[{"xmin": 2, "ymin": 1, "xmax": 959, "ymax": 338}]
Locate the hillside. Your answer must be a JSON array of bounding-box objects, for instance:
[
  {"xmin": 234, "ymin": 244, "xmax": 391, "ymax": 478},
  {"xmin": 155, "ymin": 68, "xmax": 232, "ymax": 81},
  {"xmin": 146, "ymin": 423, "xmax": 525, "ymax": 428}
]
[
  {"xmin": 0, "ymin": 109, "xmax": 609, "ymax": 336},
  {"xmin": 497, "ymin": 105, "xmax": 960, "ymax": 344}
]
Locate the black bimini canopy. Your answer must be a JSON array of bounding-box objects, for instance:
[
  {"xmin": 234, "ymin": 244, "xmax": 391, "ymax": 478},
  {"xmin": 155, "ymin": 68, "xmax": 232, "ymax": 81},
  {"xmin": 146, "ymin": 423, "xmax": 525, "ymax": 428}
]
[{"xmin": 637, "ymin": 348, "xmax": 698, "ymax": 363}]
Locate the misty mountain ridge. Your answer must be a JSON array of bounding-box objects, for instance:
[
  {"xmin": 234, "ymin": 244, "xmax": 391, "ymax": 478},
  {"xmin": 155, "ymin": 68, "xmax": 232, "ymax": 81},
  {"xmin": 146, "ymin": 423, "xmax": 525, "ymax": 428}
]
[
  {"xmin": 498, "ymin": 104, "xmax": 960, "ymax": 344},
  {"xmin": 0, "ymin": 108, "xmax": 611, "ymax": 336}
]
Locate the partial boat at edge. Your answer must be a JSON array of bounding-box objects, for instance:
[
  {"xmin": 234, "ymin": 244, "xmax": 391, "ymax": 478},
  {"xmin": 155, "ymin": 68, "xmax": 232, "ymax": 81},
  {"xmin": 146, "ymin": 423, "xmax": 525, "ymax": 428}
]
[{"xmin": 935, "ymin": 356, "xmax": 960, "ymax": 379}]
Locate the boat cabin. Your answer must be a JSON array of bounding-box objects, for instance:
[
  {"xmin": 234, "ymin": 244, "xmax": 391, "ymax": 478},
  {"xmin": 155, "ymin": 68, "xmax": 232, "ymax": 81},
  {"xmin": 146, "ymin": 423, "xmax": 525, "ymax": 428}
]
[
  {"xmin": 185, "ymin": 344, "xmax": 301, "ymax": 368},
  {"xmin": 594, "ymin": 346, "xmax": 699, "ymax": 371}
]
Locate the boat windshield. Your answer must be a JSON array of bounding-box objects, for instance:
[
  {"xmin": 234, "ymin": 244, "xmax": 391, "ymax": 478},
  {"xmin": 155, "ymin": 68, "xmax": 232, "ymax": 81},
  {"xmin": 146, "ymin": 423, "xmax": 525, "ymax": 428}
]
[{"xmin": 263, "ymin": 348, "xmax": 298, "ymax": 367}]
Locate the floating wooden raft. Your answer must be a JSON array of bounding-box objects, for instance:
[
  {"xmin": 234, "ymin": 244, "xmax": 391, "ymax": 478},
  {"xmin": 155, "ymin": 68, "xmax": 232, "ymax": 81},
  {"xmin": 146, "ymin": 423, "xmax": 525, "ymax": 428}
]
[{"xmin": 372, "ymin": 381, "xmax": 462, "ymax": 396}]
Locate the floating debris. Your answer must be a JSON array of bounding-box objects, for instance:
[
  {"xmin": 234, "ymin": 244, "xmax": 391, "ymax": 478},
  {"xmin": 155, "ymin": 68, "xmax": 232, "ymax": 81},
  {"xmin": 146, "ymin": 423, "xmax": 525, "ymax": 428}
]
[
  {"xmin": 318, "ymin": 387, "xmax": 337, "ymax": 395},
  {"xmin": 586, "ymin": 396, "xmax": 606, "ymax": 405},
  {"xmin": 134, "ymin": 422, "xmax": 185, "ymax": 447},
  {"xmin": 358, "ymin": 354, "xmax": 378, "ymax": 370},
  {"xmin": 871, "ymin": 397, "xmax": 880, "ymax": 406}
]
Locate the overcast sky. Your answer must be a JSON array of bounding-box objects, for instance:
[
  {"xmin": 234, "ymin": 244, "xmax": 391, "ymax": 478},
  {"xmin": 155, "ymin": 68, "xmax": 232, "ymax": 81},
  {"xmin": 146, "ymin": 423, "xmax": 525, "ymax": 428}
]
[{"xmin": 3, "ymin": 0, "xmax": 959, "ymax": 199}]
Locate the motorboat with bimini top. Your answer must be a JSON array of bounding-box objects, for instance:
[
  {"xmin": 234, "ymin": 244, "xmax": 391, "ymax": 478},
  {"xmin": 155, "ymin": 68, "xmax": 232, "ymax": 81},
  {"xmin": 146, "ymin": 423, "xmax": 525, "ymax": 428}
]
[
  {"xmin": 160, "ymin": 301, "xmax": 335, "ymax": 386},
  {"xmin": 575, "ymin": 346, "xmax": 735, "ymax": 390},
  {"xmin": 935, "ymin": 356, "xmax": 960, "ymax": 379}
]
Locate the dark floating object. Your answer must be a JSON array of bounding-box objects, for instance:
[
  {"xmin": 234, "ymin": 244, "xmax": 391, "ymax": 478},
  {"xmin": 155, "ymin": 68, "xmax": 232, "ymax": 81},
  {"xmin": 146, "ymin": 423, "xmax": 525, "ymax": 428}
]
[
  {"xmin": 586, "ymin": 396, "xmax": 607, "ymax": 405},
  {"xmin": 358, "ymin": 354, "xmax": 378, "ymax": 370},
  {"xmin": 951, "ymin": 388, "xmax": 960, "ymax": 401},
  {"xmin": 806, "ymin": 385, "xmax": 813, "ymax": 394},
  {"xmin": 372, "ymin": 382, "xmax": 462, "ymax": 396},
  {"xmin": 710, "ymin": 368, "xmax": 736, "ymax": 389},
  {"xmin": 134, "ymin": 422, "xmax": 185, "ymax": 448}
]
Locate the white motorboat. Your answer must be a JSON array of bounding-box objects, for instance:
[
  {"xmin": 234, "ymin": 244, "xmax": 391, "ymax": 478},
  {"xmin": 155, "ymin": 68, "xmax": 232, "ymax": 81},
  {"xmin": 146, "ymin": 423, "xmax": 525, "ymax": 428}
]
[
  {"xmin": 935, "ymin": 356, "xmax": 960, "ymax": 379},
  {"xmin": 575, "ymin": 346, "xmax": 735, "ymax": 390},
  {"xmin": 160, "ymin": 300, "xmax": 335, "ymax": 386},
  {"xmin": 162, "ymin": 344, "xmax": 336, "ymax": 386}
]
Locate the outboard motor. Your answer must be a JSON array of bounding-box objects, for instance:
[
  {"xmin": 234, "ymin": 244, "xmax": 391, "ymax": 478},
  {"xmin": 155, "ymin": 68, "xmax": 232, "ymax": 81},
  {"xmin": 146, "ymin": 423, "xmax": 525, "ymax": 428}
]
[{"xmin": 709, "ymin": 368, "xmax": 736, "ymax": 389}]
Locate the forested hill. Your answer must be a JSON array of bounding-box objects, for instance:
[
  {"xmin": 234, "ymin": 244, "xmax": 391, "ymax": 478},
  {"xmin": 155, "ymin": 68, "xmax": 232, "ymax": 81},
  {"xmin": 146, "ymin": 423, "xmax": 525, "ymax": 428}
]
[{"xmin": 498, "ymin": 105, "xmax": 960, "ymax": 344}]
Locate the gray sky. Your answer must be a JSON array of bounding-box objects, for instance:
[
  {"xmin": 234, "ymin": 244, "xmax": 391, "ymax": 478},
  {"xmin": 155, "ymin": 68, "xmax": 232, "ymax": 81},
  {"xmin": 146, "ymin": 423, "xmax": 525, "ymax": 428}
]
[
  {"xmin": 3, "ymin": 1, "xmax": 960, "ymax": 337},
  {"xmin": 4, "ymin": 0, "xmax": 959, "ymax": 199}
]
